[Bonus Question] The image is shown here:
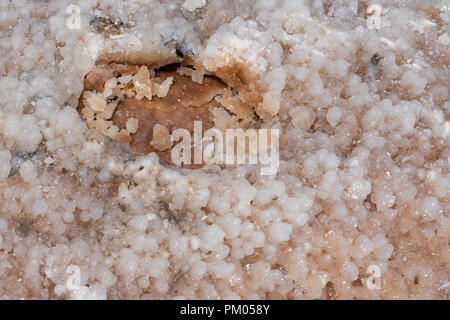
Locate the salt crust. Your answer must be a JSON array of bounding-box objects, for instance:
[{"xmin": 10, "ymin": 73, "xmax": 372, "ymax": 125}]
[{"xmin": 0, "ymin": 0, "xmax": 448, "ymax": 300}]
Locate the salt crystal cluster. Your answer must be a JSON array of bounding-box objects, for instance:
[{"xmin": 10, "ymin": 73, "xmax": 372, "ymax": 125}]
[
  {"xmin": 0, "ymin": 0, "xmax": 448, "ymax": 300},
  {"xmin": 81, "ymin": 65, "xmax": 176, "ymax": 143}
]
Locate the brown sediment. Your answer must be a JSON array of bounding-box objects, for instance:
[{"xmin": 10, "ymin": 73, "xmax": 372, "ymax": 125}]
[
  {"xmin": 110, "ymin": 73, "xmax": 223, "ymax": 164},
  {"xmin": 95, "ymin": 50, "xmax": 180, "ymax": 68},
  {"xmin": 79, "ymin": 48, "xmax": 267, "ymax": 168},
  {"xmin": 79, "ymin": 63, "xmax": 231, "ymax": 165}
]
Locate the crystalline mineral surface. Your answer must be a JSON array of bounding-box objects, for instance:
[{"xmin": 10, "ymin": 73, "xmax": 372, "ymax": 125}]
[{"xmin": 0, "ymin": 0, "xmax": 448, "ymax": 300}]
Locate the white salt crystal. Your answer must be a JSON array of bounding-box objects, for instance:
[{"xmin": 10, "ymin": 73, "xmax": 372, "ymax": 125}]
[
  {"xmin": 118, "ymin": 74, "xmax": 133, "ymax": 84},
  {"xmin": 191, "ymin": 70, "xmax": 204, "ymax": 84},
  {"xmin": 44, "ymin": 157, "xmax": 55, "ymax": 165},
  {"xmin": 269, "ymin": 222, "xmax": 292, "ymax": 243},
  {"xmin": 0, "ymin": 150, "xmax": 12, "ymax": 180},
  {"xmin": 133, "ymin": 66, "xmax": 153, "ymax": 100},
  {"xmin": 19, "ymin": 160, "xmax": 37, "ymax": 183},
  {"xmin": 182, "ymin": 0, "xmax": 206, "ymax": 12},
  {"xmin": 326, "ymin": 106, "xmax": 342, "ymax": 127},
  {"xmin": 289, "ymin": 106, "xmax": 316, "ymax": 130},
  {"xmin": 126, "ymin": 118, "xmax": 139, "ymax": 134},
  {"xmin": 157, "ymin": 76, "xmax": 173, "ymax": 97}
]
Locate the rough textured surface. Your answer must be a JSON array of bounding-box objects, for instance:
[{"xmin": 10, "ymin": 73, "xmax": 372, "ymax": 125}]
[
  {"xmin": 79, "ymin": 63, "xmax": 233, "ymax": 164},
  {"xmin": 0, "ymin": 0, "xmax": 448, "ymax": 300}
]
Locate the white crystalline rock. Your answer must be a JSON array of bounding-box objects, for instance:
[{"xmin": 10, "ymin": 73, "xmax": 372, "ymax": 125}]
[
  {"xmin": 208, "ymin": 261, "xmax": 235, "ymax": 279},
  {"xmin": 182, "ymin": 0, "xmax": 207, "ymax": 12},
  {"xmin": 191, "ymin": 69, "xmax": 204, "ymax": 84},
  {"xmin": 31, "ymin": 199, "xmax": 48, "ymax": 217},
  {"xmin": 282, "ymin": 196, "xmax": 312, "ymax": 226},
  {"xmin": 70, "ymin": 284, "xmax": 107, "ymax": 300},
  {"xmin": 83, "ymin": 33, "xmax": 105, "ymax": 61},
  {"xmin": 102, "ymin": 78, "xmax": 118, "ymax": 98},
  {"xmin": 399, "ymin": 70, "xmax": 428, "ymax": 96},
  {"xmin": 0, "ymin": 150, "xmax": 12, "ymax": 180},
  {"xmin": 349, "ymin": 179, "xmax": 372, "ymax": 201},
  {"xmin": 0, "ymin": 218, "xmax": 7, "ymax": 233},
  {"xmin": 2, "ymin": 114, "xmax": 43, "ymax": 153},
  {"xmin": 203, "ymin": 17, "xmax": 291, "ymax": 117},
  {"xmin": 269, "ymin": 222, "xmax": 292, "ymax": 243},
  {"xmin": 253, "ymin": 180, "xmax": 286, "ymax": 207},
  {"xmin": 340, "ymin": 261, "xmax": 359, "ymax": 281},
  {"xmin": 169, "ymin": 233, "xmax": 189, "ymax": 257},
  {"xmin": 0, "ymin": 0, "xmax": 448, "ymax": 301},
  {"xmin": 326, "ymin": 107, "xmax": 342, "ymax": 127},
  {"xmin": 118, "ymin": 34, "xmax": 143, "ymax": 48},
  {"xmin": 19, "ymin": 160, "xmax": 37, "ymax": 183},
  {"xmin": 156, "ymin": 76, "xmax": 173, "ymax": 97},
  {"xmin": 289, "ymin": 106, "xmax": 316, "ymax": 130},
  {"xmin": 118, "ymin": 75, "xmax": 133, "ymax": 84},
  {"xmin": 421, "ymin": 196, "xmax": 442, "ymax": 221},
  {"xmin": 126, "ymin": 118, "xmax": 139, "ymax": 134},
  {"xmin": 438, "ymin": 32, "xmax": 450, "ymax": 45},
  {"xmin": 85, "ymin": 92, "xmax": 107, "ymax": 112},
  {"xmin": 199, "ymin": 224, "xmax": 226, "ymax": 252},
  {"xmin": 203, "ymin": 17, "xmax": 270, "ymax": 73},
  {"xmin": 261, "ymin": 66, "xmax": 287, "ymax": 117},
  {"xmin": 133, "ymin": 66, "xmax": 153, "ymax": 100},
  {"xmin": 44, "ymin": 157, "xmax": 55, "ymax": 165},
  {"xmin": 190, "ymin": 261, "xmax": 207, "ymax": 280}
]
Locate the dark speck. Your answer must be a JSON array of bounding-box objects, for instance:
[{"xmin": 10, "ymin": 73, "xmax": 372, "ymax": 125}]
[
  {"xmin": 164, "ymin": 39, "xmax": 193, "ymax": 59},
  {"xmin": 15, "ymin": 222, "xmax": 30, "ymax": 238},
  {"xmin": 370, "ymin": 52, "xmax": 383, "ymax": 66},
  {"xmin": 9, "ymin": 151, "xmax": 37, "ymax": 177},
  {"xmin": 175, "ymin": 48, "xmax": 184, "ymax": 58},
  {"xmin": 175, "ymin": 43, "xmax": 193, "ymax": 58},
  {"xmin": 106, "ymin": 96, "xmax": 118, "ymax": 104}
]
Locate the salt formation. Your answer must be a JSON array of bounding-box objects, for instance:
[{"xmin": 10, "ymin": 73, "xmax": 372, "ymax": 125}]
[
  {"xmin": 79, "ymin": 63, "xmax": 241, "ymax": 162},
  {"xmin": 0, "ymin": 0, "xmax": 448, "ymax": 300}
]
